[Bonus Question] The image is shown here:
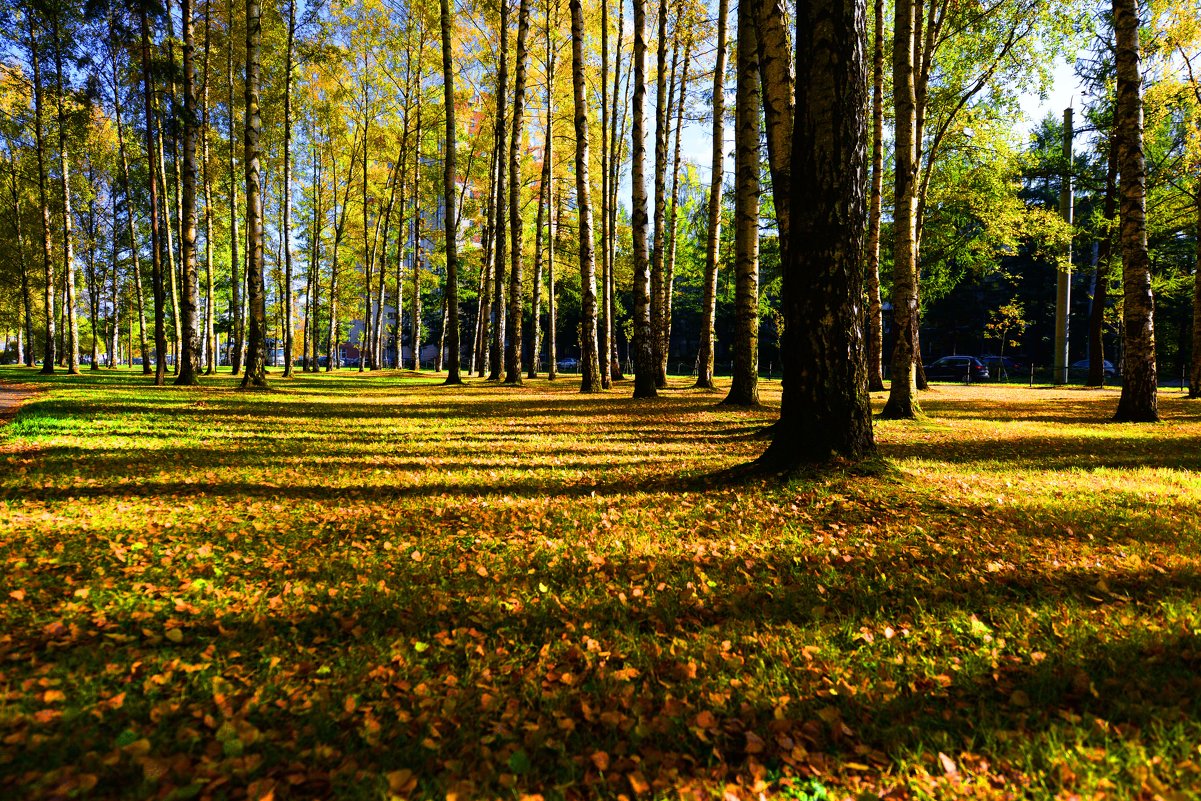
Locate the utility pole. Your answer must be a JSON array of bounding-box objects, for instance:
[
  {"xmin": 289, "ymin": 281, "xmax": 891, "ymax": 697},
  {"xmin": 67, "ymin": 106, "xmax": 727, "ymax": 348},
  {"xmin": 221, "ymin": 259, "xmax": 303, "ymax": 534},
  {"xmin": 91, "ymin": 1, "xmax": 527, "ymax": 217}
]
[{"xmin": 1053, "ymin": 106, "xmax": 1073, "ymax": 385}]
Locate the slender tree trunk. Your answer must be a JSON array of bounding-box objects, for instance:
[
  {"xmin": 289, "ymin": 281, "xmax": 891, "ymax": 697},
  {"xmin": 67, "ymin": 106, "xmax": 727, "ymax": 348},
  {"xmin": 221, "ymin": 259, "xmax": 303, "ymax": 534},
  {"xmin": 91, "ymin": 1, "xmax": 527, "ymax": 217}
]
[
  {"xmin": 694, "ymin": 0, "xmax": 727, "ymax": 389},
  {"xmin": 1112, "ymin": 0, "xmax": 1157, "ymax": 421},
  {"xmin": 490, "ymin": 0, "xmax": 510, "ymax": 381},
  {"xmin": 309, "ymin": 149, "xmax": 323, "ymax": 372},
  {"xmin": 228, "ymin": 0, "xmax": 244, "ymax": 375},
  {"xmin": 880, "ymin": 0, "xmax": 921, "ymax": 418},
  {"xmin": 569, "ymin": 0, "xmax": 601, "ymax": 391},
  {"xmin": 176, "ymin": 0, "xmax": 202, "ymax": 385},
  {"xmin": 756, "ymin": 0, "xmax": 793, "ymax": 263},
  {"xmin": 506, "ymin": 0, "xmax": 531, "ymax": 384},
  {"xmin": 201, "ymin": 1, "xmax": 217, "ymax": 375},
  {"xmin": 241, "ymin": 0, "xmax": 267, "ymax": 387},
  {"xmin": 1088, "ymin": 135, "xmax": 1118, "ymax": 388},
  {"xmin": 28, "ymin": 17, "xmax": 53, "ymax": 374},
  {"xmin": 865, "ymin": 0, "xmax": 885, "ymax": 391},
  {"xmin": 1190, "ymin": 180, "xmax": 1201, "ymax": 398},
  {"xmin": 630, "ymin": 0, "xmax": 657, "ymax": 398},
  {"xmin": 650, "ymin": 0, "xmax": 670, "ymax": 388},
  {"xmin": 411, "ymin": 147, "xmax": 422, "ymax": 371},
  {"xmin": 140, "ymin": 6, "xmax": 168, "ymax": 384},
  {"xmin": 156, "ymin": 118, "xmax": 181, "ymax": 374},
  {"xmin": 723, "ymin": 0, "xmax": 760, "ymax": 407},
  {"xmin": 476, "ymin": 132, "xmax": 498, "ymax": 376},
  {"xmin": 548, "ymin": 180, "xmax": 559, "ymax": 379},
  {"xmin": 529, "ymin": 70, "xmax": 552, "ymax": 380},
  {"xmin": 50, "ymin": 8, "xmax": 79, "ymax": 374},
  {"xmin": 663, "ymin": 40, "xmax": 690, "ymax": 382},
  {"xmin": 8, "ymin": 154, "xmax": 35, "ymax": 368},
  {"xmin": 281, "ymin": 0, "xmax": 296, "ymax": 377},
  {"xmin": 761, "ymin": 0, "xmax": 875, "ymax": 465},
  {"xmin": 441, "ymin": 0, "xmax": 463, "ymax": 383},
  {"xmin": 598, "ymin": 0, "xmax": 612, "ymax": 389},
  {"xmin": 110, "ymin": 19, "xmax": 151, "ymax": 374},
  {"xmin": 607, "ymin": 0, "xmax": 625, "ymax": 379}
]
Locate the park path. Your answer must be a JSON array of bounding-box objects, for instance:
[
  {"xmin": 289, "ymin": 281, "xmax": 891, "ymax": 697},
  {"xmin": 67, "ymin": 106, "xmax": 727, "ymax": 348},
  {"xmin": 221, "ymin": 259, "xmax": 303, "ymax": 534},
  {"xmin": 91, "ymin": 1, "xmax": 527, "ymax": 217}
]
[{"xmin": 0, "ymin": 381, "xmax": 38, "ymax": 424}]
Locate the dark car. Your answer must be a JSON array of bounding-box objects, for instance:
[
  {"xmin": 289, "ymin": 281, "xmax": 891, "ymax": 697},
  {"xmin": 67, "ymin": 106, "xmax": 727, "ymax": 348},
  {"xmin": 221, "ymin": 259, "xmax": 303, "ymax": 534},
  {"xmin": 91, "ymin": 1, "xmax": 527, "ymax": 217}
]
[
  {"xmin": 924, "ymin": 355, "xmax": 989, "ymax": 382},
  {"xmin": 1070, "ymin": 358, "xmax": 1116, "ymax": 378},
  {"xmin": 556, "ymin": 357, "xmax": 580, "ymax": 372}
]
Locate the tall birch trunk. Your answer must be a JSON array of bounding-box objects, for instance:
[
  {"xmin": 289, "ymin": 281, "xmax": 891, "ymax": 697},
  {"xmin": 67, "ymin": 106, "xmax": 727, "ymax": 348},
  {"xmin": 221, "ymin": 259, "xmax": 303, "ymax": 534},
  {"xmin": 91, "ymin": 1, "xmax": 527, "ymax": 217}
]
[
  {"xmin": 176, "ymin": 0, "xmax": 202, "ymax": 384},
  {"xmin": 865, "ymin": 0, "xmax": 885, "ymax": 391},
  {"xmin": 441, "ymin": 0, "xmax": 463, "ymax": 383},
  {"xmin": 694, "ymin": 0, "xmax": 727, "ymax": 389},
  {"xmin": 722, "ymin": 0, "xmax": 760, "ymax": 407},
  {"xmin": 569, "ymin": 0, "xmax": 601, "ymax": 391},
  {"xmin": 630, "ymin": 0, "xmax": 657, "ymax": 397},
  {"xmin": 241, "ymin": 0, "xmax": 267, "ymax": 387},
  {"xmin": 50, "ymin": 8, "xmax": 79, "ymax": 374},
  {"xmin": 505, "ymin": 0, "xmax": 531, "ymax": 383}
]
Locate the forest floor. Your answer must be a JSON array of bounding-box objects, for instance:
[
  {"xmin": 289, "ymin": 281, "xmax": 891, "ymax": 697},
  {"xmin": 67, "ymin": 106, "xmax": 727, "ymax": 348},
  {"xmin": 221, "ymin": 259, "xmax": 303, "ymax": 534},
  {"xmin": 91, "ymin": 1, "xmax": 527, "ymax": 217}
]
[{"xmin": 1, "ymin": 366, "xmax": 1199, "ymax": 801}]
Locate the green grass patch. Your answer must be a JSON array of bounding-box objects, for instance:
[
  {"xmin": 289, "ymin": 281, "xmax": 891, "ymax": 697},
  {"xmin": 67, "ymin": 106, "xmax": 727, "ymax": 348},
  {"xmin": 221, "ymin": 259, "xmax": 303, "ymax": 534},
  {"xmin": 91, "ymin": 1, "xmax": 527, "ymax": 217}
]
[{"xmin": 1, "ymin": 367, "xmax": 1199, "ymax": 799}]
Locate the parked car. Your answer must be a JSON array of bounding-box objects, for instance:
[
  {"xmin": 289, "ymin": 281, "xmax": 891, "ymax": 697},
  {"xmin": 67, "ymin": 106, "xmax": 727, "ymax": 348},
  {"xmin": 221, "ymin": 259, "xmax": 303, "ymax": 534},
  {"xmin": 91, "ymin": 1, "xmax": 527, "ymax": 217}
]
[
  {"xmin": 1070, "ymin": 358, "xmax": 1116, "ymax": 378},
  {"xmin": 556, "ymin": 357, "xmax": 580, "ymax": 372},
  {"xmin": 980, "ymin": 355, "xmax": 1025, "ymax": 376},
  {"xmin": 924, "ymin": 355, "xmax": 989, "ymax": 382}
]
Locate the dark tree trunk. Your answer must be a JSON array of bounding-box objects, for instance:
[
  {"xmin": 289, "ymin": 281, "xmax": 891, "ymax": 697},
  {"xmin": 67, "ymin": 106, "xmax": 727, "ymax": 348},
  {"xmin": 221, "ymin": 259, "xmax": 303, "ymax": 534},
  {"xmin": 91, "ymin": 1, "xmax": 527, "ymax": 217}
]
[
  {"xmin": 139, "ymin": 6, "xmax": 168, "ymax": 384},
  {"xmin": 569, "ymin": 0, "xmax": 601, "ymax": 391},
  {"xmin": 880, "ymin": 0, "xmax": 920, "ymax": 418},
  {"xmin": 241, "ymin": 0, "xmax": 267, "ymax": 388},
  {"xmin": 441, "ymin": 0, "xmax": 463, "ymax": 383},
  {"xmin": 489, "ymin": 0, "xmax": 510, "ymax": 381},
  {"xmin": 694, "ymin": 0, "xmax": 728, "ymax": 389},
  {"xmin": 722, "ymin": 0, "xmax": 760, "ymax": 407},
  {"xmin": 1112, "ymin": 0, "xmax": 1157, "ymax": 421},
  {"xmin": 865, "ymin": 0, "xmax": 886, "ymax": 392},
  {"xmin": 176, "ymin": 0, "xmax": 202, "ymax": 385},
  {"xmin": 650, "ymin": 0, "xmax": 670, "ymax": 389},
  {"xmin": 761, "ymin": 0, "xmax": 875, "ymax": 466},
  {"xmin": 50, "ymin": 7, "xmax": 79, "ymax": 374},
  {"xmin": 1088, "ymin": 135, "xmax": 1118, "ymax": 388},
  {"xmin": 505, "ymin": 0, "xmax": 531, "ymax": 384},
  {"xmin": 630, "ymin": 0, "xmax": 657, "ymax": 398}
]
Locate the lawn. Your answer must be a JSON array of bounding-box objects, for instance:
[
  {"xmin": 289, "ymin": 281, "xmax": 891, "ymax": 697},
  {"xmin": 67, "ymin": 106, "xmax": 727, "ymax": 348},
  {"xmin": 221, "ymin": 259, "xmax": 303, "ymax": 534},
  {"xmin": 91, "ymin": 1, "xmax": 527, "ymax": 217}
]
[{"xmin": 1, "ymin": 366, "xmax": 1199, "ymax": 800}]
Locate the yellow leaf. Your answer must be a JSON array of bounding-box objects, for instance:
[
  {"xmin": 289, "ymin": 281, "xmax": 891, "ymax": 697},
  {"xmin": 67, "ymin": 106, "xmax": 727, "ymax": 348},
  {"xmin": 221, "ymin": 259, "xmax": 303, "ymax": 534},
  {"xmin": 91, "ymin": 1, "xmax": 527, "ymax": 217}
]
[
  {"xmin": 410, "ymin": 550, "xmax": 423, "ymax": 562},
  {"xmin": 9, "ymin": 589, "xmax": 25, "ymax": 601},
  {"xmin": 590, "ymin": 751, "xmax": 610, "ymax": 771},
  {"xmin": 386, "ymin": 769, "xmax": 416, "ymax": 793},
  {"xmin": 42, "ymin": 689, "xmax": 66, "ymax": 703},
  {"xmin": 165, "ymin": 628, "xmax": 184, "ymax": 644}
]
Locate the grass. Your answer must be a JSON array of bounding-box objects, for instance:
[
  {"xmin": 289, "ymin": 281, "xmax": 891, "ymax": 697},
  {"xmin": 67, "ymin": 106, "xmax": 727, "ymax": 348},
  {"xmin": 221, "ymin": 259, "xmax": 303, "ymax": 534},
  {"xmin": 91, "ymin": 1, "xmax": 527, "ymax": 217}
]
[{"xmin": 1, "ymin": 365, "xmax": 1199, "ymax": 800}]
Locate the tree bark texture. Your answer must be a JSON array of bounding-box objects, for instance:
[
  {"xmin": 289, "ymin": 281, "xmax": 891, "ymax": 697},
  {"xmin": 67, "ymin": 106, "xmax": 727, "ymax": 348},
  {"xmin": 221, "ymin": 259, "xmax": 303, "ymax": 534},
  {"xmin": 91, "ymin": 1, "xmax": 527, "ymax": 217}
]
[
  {"xmin": 1112, "ymin": 0, "xmax": 1157, "ymax": 421},
  {"xmin": 630, "ymin": 0, "xmax": 657, "ymax": 398},
  {"xmin": 762, "ymin": 0, "xmax": 875, "ymax": 466},
  {"xmin": 694, "ymin": 0, "xmax": 728, "ymax": 389},
  {"xmin": 570, "ymin": 0, "xmax": 602, "ymax": 392},
  {"xmin": 723, "ymin": 0, "xmax": 760, "ymax": 407},
  {"xmin": 241, "ymin": 0, "xmax": 267, "ymax": 388}
]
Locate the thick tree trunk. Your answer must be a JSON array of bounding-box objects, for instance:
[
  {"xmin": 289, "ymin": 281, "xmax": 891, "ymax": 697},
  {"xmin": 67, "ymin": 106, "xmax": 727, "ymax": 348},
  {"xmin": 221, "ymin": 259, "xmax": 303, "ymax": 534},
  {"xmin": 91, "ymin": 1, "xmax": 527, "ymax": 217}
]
[
  {"xmin": 865, "ymin": 0, "xmax": 886, "ymax": 392},
  {"xmin": 694, "ymin": 0, "xmax": 727, "ymax": 389},
  {"xmin": 505, "ymin": 0, "xmax": 531, "ymax": 384},
  {"xmin": 880, "ymin": 0, "xmax": 921, "ymax": 418},
  {"xmin": 50, "ymin": 9, "xmax": 79, "ymax": 374},
  {"xmin": 1112, "ymin": 0, "xmax": 1157, "ymax": 421},
  {"xmin": 139, "ymin": 7, "xmax": 168, "ymax": 384},
  {"xmin": 630, "ymin": 0, "xmax": 657, "ymax": 398},
  {"xmin": 441, "ymin": 0, "xmax": 463, "ymax": 383},
  {"xmin": 1088, "ymin": 135, "xmax": 1118, "ymax": 388},
  {"xmin": 569, "ymin": 0, "xmax": 601, "ymax": 392},
  {"xmin": 241, "ymin": 0, "xmax": 267, "ymax": 388},
  {"xmin": 722, "ymin": 0, "xmax": 760, "ymax": 407},
  {"xmin": 761, "ymin": 0, "xmax": 875, "ymax": 466},
  {"xmin": 156, "ymin": 121, "xmax": 181, "ymax": 374},
  {"xmin": 176, "ymin": 0, "xmax": 202, "ymax": 385}
]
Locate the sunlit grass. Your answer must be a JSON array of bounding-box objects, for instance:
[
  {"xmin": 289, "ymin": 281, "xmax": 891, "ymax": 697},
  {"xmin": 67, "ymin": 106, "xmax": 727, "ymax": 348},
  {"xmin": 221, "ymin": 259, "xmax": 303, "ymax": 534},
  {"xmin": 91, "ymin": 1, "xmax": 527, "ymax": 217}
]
[{"xmin": 1, "ymin": 367, "xmax": 1199, "ymax": 799}]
